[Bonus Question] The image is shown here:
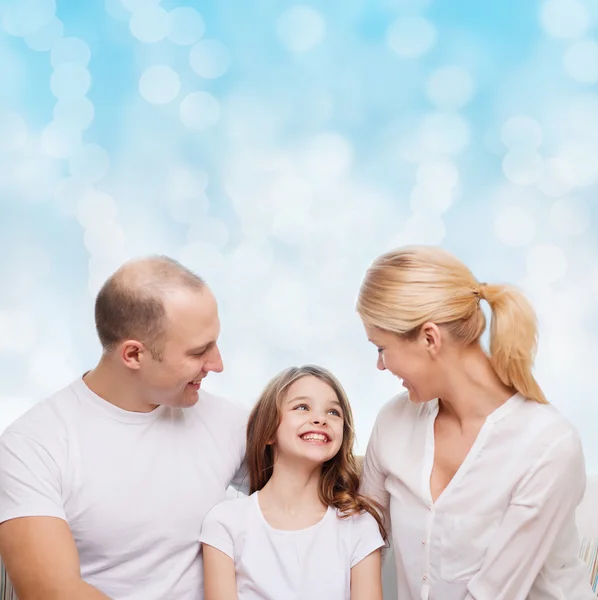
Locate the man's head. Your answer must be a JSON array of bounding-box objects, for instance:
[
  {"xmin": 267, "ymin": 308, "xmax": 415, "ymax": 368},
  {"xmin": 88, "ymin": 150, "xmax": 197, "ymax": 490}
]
[{"xmin": 95, "ymin": 256, "xmax": 223, "ymax": 408}]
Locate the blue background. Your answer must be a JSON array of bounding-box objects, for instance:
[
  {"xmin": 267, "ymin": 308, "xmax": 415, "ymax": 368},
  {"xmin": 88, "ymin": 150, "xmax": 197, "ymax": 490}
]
[{"xmin": 0, "ymin": 0, "xmax": 597, "ymax": 470}]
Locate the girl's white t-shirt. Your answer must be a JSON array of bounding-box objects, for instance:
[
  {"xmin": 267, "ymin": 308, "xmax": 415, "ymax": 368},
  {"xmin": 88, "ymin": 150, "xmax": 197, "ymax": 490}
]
[{"xmin": 200, "ymin": 491, "xmax": 385, "ymax": 600}]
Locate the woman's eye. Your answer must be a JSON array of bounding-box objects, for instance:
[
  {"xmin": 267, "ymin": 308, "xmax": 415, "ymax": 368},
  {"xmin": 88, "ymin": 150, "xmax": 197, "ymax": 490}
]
[{"xmin": 377, "ymin": 347, "xmax": 384, "ymax": 354}]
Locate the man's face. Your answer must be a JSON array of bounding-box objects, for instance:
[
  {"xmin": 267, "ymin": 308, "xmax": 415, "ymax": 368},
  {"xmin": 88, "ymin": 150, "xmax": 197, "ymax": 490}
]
[{"xmin": 141, "ymin": 287, "xmax": 223, "ymax": 408}]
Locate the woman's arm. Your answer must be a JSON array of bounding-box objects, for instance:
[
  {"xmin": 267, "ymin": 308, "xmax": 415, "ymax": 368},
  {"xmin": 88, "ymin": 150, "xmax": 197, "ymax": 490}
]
[
  {"xmin": 203, "ymin": 544, "xmax": 238, "ymax": 600},
  {"xmin": 465, "ymin": 430, "xmax": 591, "ymax": 600},
  {"xmin": 350, "ymin": 550, "xmax": 383, "ymax": 600}
]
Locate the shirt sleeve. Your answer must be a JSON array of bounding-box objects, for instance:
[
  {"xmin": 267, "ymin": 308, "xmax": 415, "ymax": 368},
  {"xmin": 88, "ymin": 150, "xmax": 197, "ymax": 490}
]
[
  {"xmin": 0, "ymin": 431, "xmax": 66, "ymax": 523},
  {"xmin": 465, "ymin": 430, "xmax": 589, "ymax": 600},
  {"xmin": 200, "ymin": 502, "xmax": 235, "ymax": 559},
  {"xmin": 359, "ymin": 415, "xmax": 391, "ymax": 534},
  {"xmin": 350, "ymin": 511, "xmax": 385, "ymax": 568}
]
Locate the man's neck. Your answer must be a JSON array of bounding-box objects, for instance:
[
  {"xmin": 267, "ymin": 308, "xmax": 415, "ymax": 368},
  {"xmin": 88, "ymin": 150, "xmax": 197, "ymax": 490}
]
[{"xmin": 83, "ymin": 357, "xmax": 157, "ymax": 413}]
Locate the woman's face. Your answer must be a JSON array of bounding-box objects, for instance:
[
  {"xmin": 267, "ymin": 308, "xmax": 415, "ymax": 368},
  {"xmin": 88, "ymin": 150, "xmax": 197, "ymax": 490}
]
[{"xmin": 364, "ymin": 323, "xmax": 440, "ymax": 403}]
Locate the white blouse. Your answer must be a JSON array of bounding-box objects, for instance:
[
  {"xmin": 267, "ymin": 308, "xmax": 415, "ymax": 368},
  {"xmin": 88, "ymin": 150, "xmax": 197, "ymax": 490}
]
[{"xmin": 361, "ymin": 392, "xmax": 594, "ymax": 600}]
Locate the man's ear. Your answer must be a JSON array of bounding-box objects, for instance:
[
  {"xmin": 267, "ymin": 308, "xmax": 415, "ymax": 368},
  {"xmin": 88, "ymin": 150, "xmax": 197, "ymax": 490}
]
[{"xmin": 120, "ymin": 339, "xmax": 146, "ymax": 370}]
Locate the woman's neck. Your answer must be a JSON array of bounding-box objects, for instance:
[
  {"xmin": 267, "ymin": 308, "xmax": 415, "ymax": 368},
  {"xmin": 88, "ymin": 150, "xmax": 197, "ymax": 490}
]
[
  {"xmin": 257, "ymin": 457, "xmax": 327, "ymax": 529},
  {"xmin": 438, "ymin": 344, "xmax": 515, "ymax": 426}
]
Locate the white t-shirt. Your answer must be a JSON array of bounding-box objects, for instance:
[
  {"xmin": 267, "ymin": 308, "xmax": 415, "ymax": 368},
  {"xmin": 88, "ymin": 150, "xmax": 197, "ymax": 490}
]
[
  {"xmin": 361, "ymin": 391, "xmax": 595, "ymax": 600},
  {"xmin": 0, "ymin": 377, "xmax": 248, "ymax": 600},
  {"xmin": 200, "ymin": 492, "xmax": 385, "ymax": 600}
]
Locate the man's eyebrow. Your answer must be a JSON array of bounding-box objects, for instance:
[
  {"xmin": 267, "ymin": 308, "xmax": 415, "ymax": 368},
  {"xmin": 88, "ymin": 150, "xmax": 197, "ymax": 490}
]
[{"xmin": 186, "ymin": 341, "xmax": 215, "ymax": 355}]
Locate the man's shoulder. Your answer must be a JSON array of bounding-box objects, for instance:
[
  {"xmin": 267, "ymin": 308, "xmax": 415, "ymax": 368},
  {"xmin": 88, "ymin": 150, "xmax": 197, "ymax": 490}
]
[
  {"xmin": 1, "ymin": 381, "xmax": 79, "ymax": 441},
  {"xmin": 194, "ymin": 388, "xmax": 250, "ymax": 423}
]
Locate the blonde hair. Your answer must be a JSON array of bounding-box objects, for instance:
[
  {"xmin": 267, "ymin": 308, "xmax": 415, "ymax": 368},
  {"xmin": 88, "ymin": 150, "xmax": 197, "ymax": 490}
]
[
  {"xmin": 246, "ymin": 365, "xmax": 387, "ymax": 539},
  {"xmin": 356, "ymin": 246, "xmax": 547, "ymax": 404}
]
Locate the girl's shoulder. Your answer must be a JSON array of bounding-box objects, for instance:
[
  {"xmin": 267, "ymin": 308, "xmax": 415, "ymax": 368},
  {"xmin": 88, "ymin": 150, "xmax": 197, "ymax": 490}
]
[
  {"xmin": 203, "ymin": 493, "xmax": 253, "ymax": 527},
  {"xmin": 333, "ymin": 507, "xmax": 382, "ymax": 532}
]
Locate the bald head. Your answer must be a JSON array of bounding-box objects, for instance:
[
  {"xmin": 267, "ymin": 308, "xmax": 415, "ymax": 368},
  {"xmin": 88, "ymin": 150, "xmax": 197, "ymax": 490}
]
[{"xmin": 95, "ymin": 256, "xmax": 206, "ymax": 359}]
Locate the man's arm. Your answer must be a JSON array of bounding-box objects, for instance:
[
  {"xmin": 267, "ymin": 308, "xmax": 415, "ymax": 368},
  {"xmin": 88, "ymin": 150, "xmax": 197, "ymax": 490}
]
[{"xmin": 0, "ymin": 516, "xmax": 111, "ymax": 600}]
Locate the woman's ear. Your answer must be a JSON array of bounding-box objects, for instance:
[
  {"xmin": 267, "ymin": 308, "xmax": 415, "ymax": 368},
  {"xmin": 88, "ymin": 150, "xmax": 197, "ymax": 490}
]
[{"xmin": 420, "ymin": 322, "xmax": 442, "ymax": 357}]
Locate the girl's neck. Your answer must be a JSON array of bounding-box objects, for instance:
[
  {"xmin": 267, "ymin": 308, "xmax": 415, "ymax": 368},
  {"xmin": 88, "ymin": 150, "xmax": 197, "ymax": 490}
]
[{"xmin": 258, "ymin": 457, "xmax": 327, "ymax": 526}]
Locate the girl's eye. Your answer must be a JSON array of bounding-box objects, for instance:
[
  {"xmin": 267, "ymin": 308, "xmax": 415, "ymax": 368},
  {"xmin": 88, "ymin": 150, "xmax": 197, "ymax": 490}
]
[
  {"xmin": 328, "ymin": 409, "xmax": 341, "ymax": 417},
  {"xmin": 294, "ymin": 404, "xmax": 309, "ymax": 411}
]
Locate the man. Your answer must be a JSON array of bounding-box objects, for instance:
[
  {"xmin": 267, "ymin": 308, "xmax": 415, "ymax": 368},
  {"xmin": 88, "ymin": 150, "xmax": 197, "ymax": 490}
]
[{"xmin": 0, "ymin": 256, "xmax": 248, "ymax": 599}]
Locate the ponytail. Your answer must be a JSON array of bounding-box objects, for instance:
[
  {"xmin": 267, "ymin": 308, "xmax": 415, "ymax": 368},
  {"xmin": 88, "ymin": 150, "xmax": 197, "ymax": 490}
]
[{"xmin": 480, "ymin": 283, "xmax": 547, "ymax": 404}]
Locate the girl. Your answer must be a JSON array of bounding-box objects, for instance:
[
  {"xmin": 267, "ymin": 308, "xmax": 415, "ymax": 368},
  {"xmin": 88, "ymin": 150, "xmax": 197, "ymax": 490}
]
[
  {"xmin": 200, "ymin": 365, "xmax": 386, "ymax": 600},
  {"xmin": 357, "ymin": 245, "xmax": 594, "ymax": 600}
]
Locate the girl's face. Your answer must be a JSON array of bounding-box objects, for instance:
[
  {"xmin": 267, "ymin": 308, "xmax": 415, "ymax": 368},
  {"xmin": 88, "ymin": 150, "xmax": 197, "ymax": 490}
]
[{"xmin": 273, "ymin": 375, "xmax": 344, "ymax": 466}]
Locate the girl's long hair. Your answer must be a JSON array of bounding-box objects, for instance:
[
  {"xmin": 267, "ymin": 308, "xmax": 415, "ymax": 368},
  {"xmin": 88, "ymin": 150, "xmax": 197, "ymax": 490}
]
[{"xmin": 246, "ymin": 365, "xmax": 387, "ymax": 540}]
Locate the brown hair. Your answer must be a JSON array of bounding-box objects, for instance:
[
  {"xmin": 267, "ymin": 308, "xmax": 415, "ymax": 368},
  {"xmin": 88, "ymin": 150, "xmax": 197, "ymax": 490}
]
[
  {"xmin": 95, "ymin": 255, "xmax": 205, "ymax": 359},
  {"xmin": 357, "ymin": 245, "xmax": 547, "ymax": 404},
  {"xmin": 246, "ymin": 365, "xmax": 387, "ymax": 539}
]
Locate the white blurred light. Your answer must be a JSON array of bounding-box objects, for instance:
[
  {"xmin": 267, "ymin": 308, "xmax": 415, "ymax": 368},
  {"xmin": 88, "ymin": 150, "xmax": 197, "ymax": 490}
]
[
  {"xmin": 168, "ymin": 7, "xmax": 205, "ymax": 46},
  {"xmin": 50, "ymin": 37, "xmax": 91, "ymax": 68},
  {"xmin": 50, "ymin": 64, "xmax": 91, "ymax": 100},
  {"xmin": 386, "ymin": 16, "xmax": 437, "ymax": 58},
  {"xmin": 227, "ymin": 241, "xmax": 274, "ymax": 281},
  {"xmin": 54, "ymin": 177, "xmax": 94, "ymax": 215},
  {"xmin": 397, "ymin": 214, "xmax": 446, "ymax": 245},
  {"xmin": 23, "ymin": 16, "xmax": 63, "ymax": 51},
  {"xmin": 417, "ymin": 160, "xmax": 459, "ymax": 188},
  {"xmin": 129, "ymin": 5, "xmax": 170, "ymax": 43},
  {"xmin": 10, "ymin": 152, "xmax": 61, "ymax": 203},
  {"xmin": 558, "ymin": 141, "xmax": 598, "ymax": 187},
  {"xmin": 168, "ymin": 166, "xmax": 209, "ymax": 199},
  {"xmin": 167, "ymin": 194, "xmax": 210, "ymax": 224},
  {"xmin": 105, "ymin": 0, "xmax": 130, "ymax": 21},
  {"xmin": 425, "ymin": 66, "xmax": 475, "ymax": 109},
  {"xmin": 550, "ymin": 197, "xmax": 591, "ymax": 237},
  {"xmin": 536, "ymin": 157, "xmax": 575, "ymax": 197},
  {"xmin": 0, "ymin": 112, "xmax": 28, "ymax": 153},
  {"xmin": 565, "ymin": 93, "xmax": 598, "ymax": 142},
  {"xmin": 301, "ymin": 132, "xmax": 353, "ymax": 179},
  {"xmin": 84, "ymin": 223, "xmax": 127, "ymax": 256},
  {"xmin": 276, "ymin": 5, "xmax": 326, "ymax": 53},
  {"xmin": 502, "ymin": 152, "xmax": 543, "ymax": 185},
  {"xmin": 420, "ymin": 112, "xmax": 470, "ymax": 154},
  {"xmin": 180, "ymin": 91, "xmax": 221, "ymax": 129},
  {"xmin": 500, "ymin": 116, "xmax": 543, "ymax": 151},
  {"xmin": 75, "ymin": 191, "xmax": 119, "ymax": 229},
  {"xmin": 189, "ymin": 39, "xmax": 230, "ymax": 79},
  {"xmin": 0, "ymin": 309, "xmax": 37, "ymax": 353},
  {"xmin": 53, "ymin": 97, "xmax": 95, "ymax": 130},
  {"xmin": 563, "ymin": 39, "xmax": 598, "ymax": 84},
  {"xmin": 187, "ymin": 216, "xmax": 230, "ymax": 249},
  {"xmin": 526, "ymin": 244, "xmax": 568, "ymax": 282},
  {"xmin": 540, "ymin": 0, "xmax": 589, "ymax": 39},
  {"xmin": 69, "ymin": 143, "xmax": 111, "ymax": 183},
  {"xmin": 494, "ymin": 206, "xmax": 536, "ymax": 247},
  {"xmin": 120, "ymin": 0, "xmax": 162, "ymax": 11},
  {"xmin": 28, "ymin": 345, "xmax": 76, "ymax": 395},
  {"xmin": 40, "ymin": 121, "xmax": 82, "ymax": 158},
  {"xmin": 139, "ymin": 65, "xmax": 181, "ymax": 104},
  {"xmin": 1, "ymin": 0, "xmax": 56, "ymax": 37},
  {"xmin": 409, "ymin": 183, "xmax": 454, "ymax": 215}
]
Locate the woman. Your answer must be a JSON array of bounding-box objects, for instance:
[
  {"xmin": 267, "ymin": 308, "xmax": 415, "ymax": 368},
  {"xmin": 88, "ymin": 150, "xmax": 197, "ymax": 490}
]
[{"xmin": 357, "ymin": 245, "xmax": 594, "ymax": 600}]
